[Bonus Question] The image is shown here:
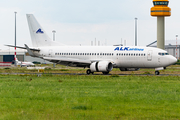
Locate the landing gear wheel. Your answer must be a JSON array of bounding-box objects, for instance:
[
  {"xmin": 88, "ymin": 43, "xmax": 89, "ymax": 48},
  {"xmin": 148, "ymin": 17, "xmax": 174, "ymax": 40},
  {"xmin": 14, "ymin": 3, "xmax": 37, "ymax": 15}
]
[
  {"xmin": 86, "ymin": 69, "xmax": 91, "ymax": 75},
  {"xmin": 102, "ymin": 72, "xmax": 109, "ymax": 75},
  {"xmin": 155, "ymin": 71, "xmax": 160, "ymax": 75}
]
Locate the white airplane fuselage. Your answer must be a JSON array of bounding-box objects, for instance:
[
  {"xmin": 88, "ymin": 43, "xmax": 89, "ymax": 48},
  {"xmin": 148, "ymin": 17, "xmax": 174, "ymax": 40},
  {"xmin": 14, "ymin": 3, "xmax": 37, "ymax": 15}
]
[{"xmin": 37, "ymin": 46, "xmax": 177, "ymax": 69}]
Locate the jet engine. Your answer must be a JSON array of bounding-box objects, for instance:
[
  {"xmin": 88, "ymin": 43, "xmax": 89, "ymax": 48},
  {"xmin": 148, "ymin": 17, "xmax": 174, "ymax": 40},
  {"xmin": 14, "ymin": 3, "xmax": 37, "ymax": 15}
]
[{"xmin": 90, "ymin": 61, "xmax": 113, "ymax": 73}]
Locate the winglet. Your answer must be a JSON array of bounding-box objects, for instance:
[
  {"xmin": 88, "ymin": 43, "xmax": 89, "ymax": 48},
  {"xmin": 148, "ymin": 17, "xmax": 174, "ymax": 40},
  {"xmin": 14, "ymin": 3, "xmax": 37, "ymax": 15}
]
[{"xmin": 24, "ymin": 44, "xmax": 36, "ymax": 57}]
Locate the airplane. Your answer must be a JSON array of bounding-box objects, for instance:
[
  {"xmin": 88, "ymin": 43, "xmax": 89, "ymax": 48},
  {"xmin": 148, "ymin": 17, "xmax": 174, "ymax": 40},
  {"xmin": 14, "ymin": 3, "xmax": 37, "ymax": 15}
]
[
  {"xmin": 6, "ymin": 14, "xmax": 177, "ymax": 75},
  {"xmin": 15, "ymin": 57, "xmax": 35, "ymax": 67}
]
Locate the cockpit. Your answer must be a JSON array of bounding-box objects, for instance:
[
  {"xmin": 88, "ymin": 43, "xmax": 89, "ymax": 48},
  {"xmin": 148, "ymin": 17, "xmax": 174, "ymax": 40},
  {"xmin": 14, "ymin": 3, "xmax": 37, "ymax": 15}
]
[
  {"xmin": 158, "ymin": 52, "xmax": 169, "ymax": 56},
  {"xmin": 153, "ymin": 1, "xmax": 169, "ymax": 6}
]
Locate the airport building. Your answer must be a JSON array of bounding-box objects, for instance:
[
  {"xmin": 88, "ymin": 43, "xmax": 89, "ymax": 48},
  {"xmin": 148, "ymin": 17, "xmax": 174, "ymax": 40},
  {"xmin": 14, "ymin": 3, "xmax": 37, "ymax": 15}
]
[
  {"xmin": 151, "ymin": 0, "xmax": 171, "ymax": 50},
  {"xmin": 150, "ymin": 40, "xmax": 180, "ymax": 59},
  {"xmin": 165, "ymin": 45, "xmax": 180, "ymax": 59},
  {"xmin": 0, "ymin": 49, "xmax": 51, "ymax": 64}
]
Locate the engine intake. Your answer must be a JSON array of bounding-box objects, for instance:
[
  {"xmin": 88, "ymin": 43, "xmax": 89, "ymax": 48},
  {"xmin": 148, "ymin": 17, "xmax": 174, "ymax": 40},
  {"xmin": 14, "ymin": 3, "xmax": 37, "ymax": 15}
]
[{"xmin": 90, "ymin": 61, "xmax": 113, "ymax": 72}]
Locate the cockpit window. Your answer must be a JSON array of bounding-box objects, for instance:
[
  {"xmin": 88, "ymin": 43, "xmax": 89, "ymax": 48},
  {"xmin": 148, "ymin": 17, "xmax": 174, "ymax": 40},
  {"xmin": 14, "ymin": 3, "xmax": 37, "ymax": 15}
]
[{"xmin": 158, "ymin": 52, "xmax": 169, "ymax": 56}]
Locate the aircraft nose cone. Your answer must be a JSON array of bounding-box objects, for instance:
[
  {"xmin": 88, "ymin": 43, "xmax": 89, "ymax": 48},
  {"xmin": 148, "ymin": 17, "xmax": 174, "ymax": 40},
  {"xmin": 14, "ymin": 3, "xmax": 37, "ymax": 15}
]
[{"xmin": 169, "ymin": 56, "xmax": 177, "ymax": 65}]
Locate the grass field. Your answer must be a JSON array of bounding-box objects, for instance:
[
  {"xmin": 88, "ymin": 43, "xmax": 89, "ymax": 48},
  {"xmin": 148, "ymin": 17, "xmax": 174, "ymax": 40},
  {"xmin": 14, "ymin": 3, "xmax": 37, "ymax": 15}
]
[
  {"xmin": 0, "ymin": 74, "xmax": 180, "ymax": 119},
  {"xmin": 1, "ymin": 64, "xmax": 180, "ymax": 75}
]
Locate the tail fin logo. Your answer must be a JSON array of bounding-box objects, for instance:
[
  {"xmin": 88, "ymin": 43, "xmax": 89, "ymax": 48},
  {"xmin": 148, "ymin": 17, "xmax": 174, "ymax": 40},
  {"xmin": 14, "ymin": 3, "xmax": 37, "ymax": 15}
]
[{"xmin": 36, "ymin": 28, "xmax": 44, "ymax": 34}]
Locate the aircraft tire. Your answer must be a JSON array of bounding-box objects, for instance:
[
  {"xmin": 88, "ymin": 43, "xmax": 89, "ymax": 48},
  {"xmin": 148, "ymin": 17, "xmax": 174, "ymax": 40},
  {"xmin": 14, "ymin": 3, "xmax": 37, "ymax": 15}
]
[
  {"xmin": 86, "ymin": 69, "xmax": 91, "ymax": 75},
  {"xmin": 155, "ymin": 71, "xmax": 160, "ymax": 75}
]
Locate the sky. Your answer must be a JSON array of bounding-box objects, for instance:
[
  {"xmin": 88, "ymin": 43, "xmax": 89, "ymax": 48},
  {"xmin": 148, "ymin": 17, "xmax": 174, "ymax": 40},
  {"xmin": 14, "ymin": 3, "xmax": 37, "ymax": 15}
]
[{"xmin": 0, "ymin": 0, "xmax": 180, "ymax": 50}]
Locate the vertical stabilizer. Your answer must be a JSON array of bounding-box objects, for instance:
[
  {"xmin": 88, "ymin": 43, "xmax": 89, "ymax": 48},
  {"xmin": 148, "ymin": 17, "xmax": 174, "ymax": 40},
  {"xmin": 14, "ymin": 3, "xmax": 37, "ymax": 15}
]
[{"xmin": 26, "ymin": 14, "xmax": 64, "ymax": 47}]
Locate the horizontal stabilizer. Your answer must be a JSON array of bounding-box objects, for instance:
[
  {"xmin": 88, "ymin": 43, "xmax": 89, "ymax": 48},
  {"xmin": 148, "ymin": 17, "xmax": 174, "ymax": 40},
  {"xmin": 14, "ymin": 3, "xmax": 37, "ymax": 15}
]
[{"xmin": 5, "ymin": 44, "xmax": 40, "ymax": 51}]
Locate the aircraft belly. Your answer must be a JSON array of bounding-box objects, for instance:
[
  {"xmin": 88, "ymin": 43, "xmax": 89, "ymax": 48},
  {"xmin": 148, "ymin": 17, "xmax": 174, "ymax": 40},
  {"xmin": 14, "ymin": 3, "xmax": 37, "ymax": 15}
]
[{"xmin": 117, "ymin": 57, "xmax": 145, "ymax": 68}]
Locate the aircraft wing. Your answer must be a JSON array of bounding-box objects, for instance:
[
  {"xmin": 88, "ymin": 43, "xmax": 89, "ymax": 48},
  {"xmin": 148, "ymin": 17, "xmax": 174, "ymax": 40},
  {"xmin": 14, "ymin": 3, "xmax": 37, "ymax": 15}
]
[{"xmin": 43, "ymin": 57, "xmax": 91, "ymax": 67}]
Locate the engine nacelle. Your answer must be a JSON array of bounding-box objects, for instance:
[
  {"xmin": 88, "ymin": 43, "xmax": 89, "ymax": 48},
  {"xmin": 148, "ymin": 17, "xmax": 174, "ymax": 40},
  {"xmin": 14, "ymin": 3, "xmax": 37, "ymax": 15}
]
[
  {"xmin": 90, "ymin": 61, "xmax": 113, "ymax": 72},
  {"xmin": 119, "ymin": 68, "xmax": 140, "ymax": 71}
]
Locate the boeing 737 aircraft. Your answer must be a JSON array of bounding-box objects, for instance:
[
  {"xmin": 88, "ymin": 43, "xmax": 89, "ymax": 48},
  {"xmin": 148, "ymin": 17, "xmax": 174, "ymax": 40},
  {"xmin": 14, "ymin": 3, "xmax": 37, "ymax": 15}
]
[{"xmin": 6, "ymin": 14, "xmax": 177, "ymax": 75}]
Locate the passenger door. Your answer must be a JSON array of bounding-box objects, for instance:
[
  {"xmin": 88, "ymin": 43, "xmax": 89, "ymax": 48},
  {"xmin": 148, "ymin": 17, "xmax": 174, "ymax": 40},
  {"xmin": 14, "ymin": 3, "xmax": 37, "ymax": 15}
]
[{"xmin": 147, "ymin": 50, "xmax": 152, "ymax": 61}]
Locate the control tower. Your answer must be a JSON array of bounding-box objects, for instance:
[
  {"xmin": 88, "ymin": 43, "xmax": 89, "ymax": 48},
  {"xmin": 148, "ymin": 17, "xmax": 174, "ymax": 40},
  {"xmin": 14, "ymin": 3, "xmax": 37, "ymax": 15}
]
[{"xmin": 151, "ymin": 0, "xmax": 171, "ymax": 49}]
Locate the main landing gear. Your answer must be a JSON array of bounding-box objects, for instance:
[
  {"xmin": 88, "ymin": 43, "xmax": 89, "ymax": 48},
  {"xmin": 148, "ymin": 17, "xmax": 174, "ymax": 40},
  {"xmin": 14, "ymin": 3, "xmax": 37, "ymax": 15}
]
[
  {"xmin": 86, "ymin": 69, "xmax": 109, "ymax": 75},
  {"xmin": 155, "ymin": 71, "xmax": 160, "ymax": 75},
  {"xmin": 86, "ymin": 69, "xmax": 94, "ymax": 75}
]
